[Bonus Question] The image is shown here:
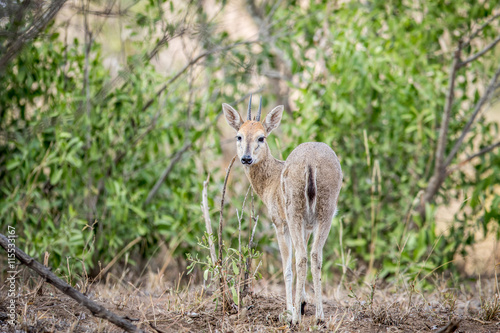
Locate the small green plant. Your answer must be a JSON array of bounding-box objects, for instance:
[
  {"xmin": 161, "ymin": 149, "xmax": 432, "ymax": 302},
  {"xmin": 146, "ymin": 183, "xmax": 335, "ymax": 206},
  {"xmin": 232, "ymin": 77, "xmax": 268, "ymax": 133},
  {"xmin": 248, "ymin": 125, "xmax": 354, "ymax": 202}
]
[
  {"xmin": 441, "ymin": 290, "xmax": 457, "ymax": 315},
  {"xmin": 187, "ymin": 233, "xmax": 262, "ymax": 308},
  {"xmin": 187, "ymin": 168, "xmax": 262, "ymax": 312}
]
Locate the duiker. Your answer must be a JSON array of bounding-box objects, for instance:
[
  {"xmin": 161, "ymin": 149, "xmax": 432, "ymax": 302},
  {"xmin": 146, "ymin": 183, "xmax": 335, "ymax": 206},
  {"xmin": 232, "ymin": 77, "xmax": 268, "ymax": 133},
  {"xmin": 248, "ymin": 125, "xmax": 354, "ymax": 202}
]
[{"xmin": 222, "ymin": 96, "xmax": 342, "ymax": 323}]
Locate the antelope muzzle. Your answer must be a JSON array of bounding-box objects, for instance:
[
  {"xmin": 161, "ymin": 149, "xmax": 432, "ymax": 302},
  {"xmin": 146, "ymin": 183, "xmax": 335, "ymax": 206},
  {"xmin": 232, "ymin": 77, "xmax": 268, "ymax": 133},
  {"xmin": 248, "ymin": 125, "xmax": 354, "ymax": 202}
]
[{"xmin": 241, "ymin": 155, "xmax": 253, "ymax": 165}]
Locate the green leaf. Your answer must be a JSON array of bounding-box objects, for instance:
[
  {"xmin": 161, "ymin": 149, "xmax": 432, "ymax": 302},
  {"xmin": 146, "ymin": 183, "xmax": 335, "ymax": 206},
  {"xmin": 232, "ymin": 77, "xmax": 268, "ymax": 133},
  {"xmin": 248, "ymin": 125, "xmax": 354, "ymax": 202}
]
[
  {"xmin": 232, "ymin": 261, "xmax": 239, "ymax": 275},
  {"xmin": 204, "ymin": 269, "xmax": 209, "ymax": 281},
  {"xmin": 50, "ymin": 169, "xmax": 63, "ymax": 185}
]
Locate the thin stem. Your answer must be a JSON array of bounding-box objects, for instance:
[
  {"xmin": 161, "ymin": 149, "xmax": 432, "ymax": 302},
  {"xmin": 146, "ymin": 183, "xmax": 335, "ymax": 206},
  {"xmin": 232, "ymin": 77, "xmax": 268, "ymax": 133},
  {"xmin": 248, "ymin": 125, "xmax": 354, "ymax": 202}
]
[
  {"xmin": 444, "ymin": 64, "xmax": 500, "ymax": 167},
  {"xmin": 460, "ymin": 35, "xmax": 500, "ymax": 67},
  {"xmin": 435, "ymin": 44, "xmax": 462, "ymax": 175},
  {"xmin": 141, "ymin": 41, "xmax": 258, "ymax": 113},
  {"xmin": 465, "ymin": 13, "xmax": 500, "ymax": 44},
  {"xmin": 144, "ymin": 142, "xmax": 192, "ymax": 205},
  {"xmin": 201, "ymin": 174, "xmax": 217, "ymax": 265},
  {"xmin": 218, "ymin": 155, "xmax": 237, "ymax": 313},
  {"xmin": 446, "ymin": 140, "xmax": 500, "ymax": 175}
]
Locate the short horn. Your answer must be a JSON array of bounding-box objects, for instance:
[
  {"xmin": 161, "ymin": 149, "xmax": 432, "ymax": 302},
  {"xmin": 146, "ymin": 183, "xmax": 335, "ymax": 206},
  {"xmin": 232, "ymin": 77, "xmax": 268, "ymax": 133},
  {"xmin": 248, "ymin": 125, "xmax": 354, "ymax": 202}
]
[
  {"xmin": 247, "ymin": 95, "xmax": 252, "ymax": 120},
  {"xmin": 256, "ymin": 96, "xmax": 263, "ymax": 121}
]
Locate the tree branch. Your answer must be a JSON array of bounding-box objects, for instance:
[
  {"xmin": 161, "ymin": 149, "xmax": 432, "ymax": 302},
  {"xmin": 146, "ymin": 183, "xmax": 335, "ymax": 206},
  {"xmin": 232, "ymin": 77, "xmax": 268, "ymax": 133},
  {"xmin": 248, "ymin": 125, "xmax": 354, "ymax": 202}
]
[
  {"xmin": 447, "ymin": 140, "xmax": 500, "ymax": 175},
  {"xmin": 0, "ymin": 233, "xmax": 144, "ymax": 333},
  {"xmin": 418, "ymin": 42, "xmax": 465, "ymax": 218},
  {"xmin": 460, "ymin": 35, "xmax": 500, "ymax": 67},
  {"xmin": 144, "ymin": 141, "xmax": 192, "ymax": 205},
  {"xmin": 141, "ymin": 40, "xmax": 258, "ymax": 113},
  {"xmin": 464, "ymin": 13, "xmax": 500, "ymax": 45},
  {"xmin": 245, "ymin": 0, "xmax": 293, "ymax": 116},
  {"xmin": 444, "ymin": 64, "xmax": 500, "ymax": 167},
  {"xmin": 0, "ymin": 0, "xmax": 67, "ymax": 73}
]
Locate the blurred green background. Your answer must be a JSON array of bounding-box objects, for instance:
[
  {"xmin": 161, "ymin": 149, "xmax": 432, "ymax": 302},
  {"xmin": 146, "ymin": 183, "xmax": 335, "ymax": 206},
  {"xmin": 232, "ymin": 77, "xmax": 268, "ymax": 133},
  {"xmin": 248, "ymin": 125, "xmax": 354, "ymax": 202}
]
[{"xmin": 1, "ymin": 0, "xmax": 499, "ymax": 284}]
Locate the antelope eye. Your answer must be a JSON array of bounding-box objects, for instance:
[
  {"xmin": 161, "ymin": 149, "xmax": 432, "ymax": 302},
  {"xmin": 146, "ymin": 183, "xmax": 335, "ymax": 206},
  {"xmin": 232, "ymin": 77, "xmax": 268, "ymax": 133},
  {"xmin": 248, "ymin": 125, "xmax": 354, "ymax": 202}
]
[
  {"xmin": 236, "ymin": 135, "xmax": 242, "ymax": 141},
  {"xmin": 258, "ymin": 137, "xmax": 265, "ymax": 143}
]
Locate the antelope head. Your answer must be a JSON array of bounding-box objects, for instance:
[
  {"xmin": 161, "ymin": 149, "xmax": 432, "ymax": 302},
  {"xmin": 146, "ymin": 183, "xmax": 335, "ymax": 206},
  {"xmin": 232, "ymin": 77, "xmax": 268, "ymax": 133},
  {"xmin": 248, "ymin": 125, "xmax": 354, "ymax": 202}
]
[{"xmin": 222, "ymin": 96, "xmax": 284, "ymax": 166}]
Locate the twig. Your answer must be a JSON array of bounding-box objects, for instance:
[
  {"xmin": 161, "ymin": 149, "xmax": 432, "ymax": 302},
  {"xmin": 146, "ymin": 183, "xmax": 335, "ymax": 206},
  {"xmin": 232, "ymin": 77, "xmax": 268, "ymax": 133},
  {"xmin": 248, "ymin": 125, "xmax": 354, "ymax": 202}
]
[
  {"xmin": 436, "ymin": 319, "xmax": 461, "ymax": 333},
  {"xmin": 0, "ymin": 0, "xmax": 67, "ymax": 73},
  {"xmin": 141, "ymin": 41, "xmax": 258, "ymax": 113},
  {"xmin": 0, "ymin": 233, "xmax": 145, "ymax": 333},
  {"xmin": 435, "ymin": 43, "xmax": 462, "ymax": 176},
  {"xmin": 149, "ymin": 322, "xmax": 168, "ymax": 333},
  {"xmin": 460, "ymin": 35, "xmax": 500, "ymax": 67},
  {"xmin": 82, "ymin": 0, "xmax": 95, "ymax": 226},
  {"xmin": 201, "ymin": 174, "xmax": 217, "ymax": 265},
  {"xmin": 144, "ymin": 142, "xmax": 192, "ymax": 205},
  {"xmin": 243, "ymin": 189, "xmax": 259, "ymax": 296},
  {"xmin": 465, "ymin": 13, "xmax": 500, "ymax": 44},
  {"xmin": 419, "ymin": 43, "xmax": 462, "ymax": 216},
  {"xmin": 67, "ymin": 4, "xmax": 130, "ymax": 17},
  {"xmin": 237, "ymin": 186, "xmax": 252, "ymax": 257},
  {"xmin": 218, "ymin": 155, "xmax": 237, "ymax": 262},
  {"xmin": 236, "ymin": 185, "xmax": 251, "ymax": 307},
  {"xmin": 95, "ymin": 236, "xmax": 142, "ymax": 281},
  {"xmin": 447, "ymin": 140, "xmax": 500, "ymax": 175},
  {"xmin": 218, "ymin": 155, "xmax": 237, "ymax": 313},
  {"xmin": 444, "ymin": 64, "xmax": 500, "ymax": 167}
]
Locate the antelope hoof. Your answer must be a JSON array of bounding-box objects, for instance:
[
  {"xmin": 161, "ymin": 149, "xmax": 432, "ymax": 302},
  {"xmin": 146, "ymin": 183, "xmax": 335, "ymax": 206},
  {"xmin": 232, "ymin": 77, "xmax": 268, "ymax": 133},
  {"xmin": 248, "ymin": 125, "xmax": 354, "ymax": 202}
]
[{"xmin": 316, "ymin": 318, "xmax": 326, "ymax": 327}]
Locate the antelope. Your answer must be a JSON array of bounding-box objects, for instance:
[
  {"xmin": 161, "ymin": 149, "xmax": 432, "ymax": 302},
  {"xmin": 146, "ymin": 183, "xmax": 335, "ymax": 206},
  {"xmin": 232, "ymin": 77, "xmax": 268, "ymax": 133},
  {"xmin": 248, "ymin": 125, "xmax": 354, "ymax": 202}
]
[{"xmin": 222, "ymin": 96, "xmax": 342, "ymax": 324}]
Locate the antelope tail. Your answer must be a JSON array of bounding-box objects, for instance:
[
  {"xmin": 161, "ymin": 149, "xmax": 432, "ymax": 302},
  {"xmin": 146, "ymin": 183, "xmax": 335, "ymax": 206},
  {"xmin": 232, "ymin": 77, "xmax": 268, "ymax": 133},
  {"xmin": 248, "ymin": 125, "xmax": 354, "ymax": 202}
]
[{"xmin": 305, "ymin": 165, "xmax": 317, "ymax": 215}]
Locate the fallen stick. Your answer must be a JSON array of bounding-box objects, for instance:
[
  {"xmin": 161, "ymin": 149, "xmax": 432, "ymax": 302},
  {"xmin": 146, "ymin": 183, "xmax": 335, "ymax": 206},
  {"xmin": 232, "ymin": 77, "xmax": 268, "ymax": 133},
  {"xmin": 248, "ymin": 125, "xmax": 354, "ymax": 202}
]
[{"xmin": 0, "ymin": 233, "xmax": 145, "ymax": 333}]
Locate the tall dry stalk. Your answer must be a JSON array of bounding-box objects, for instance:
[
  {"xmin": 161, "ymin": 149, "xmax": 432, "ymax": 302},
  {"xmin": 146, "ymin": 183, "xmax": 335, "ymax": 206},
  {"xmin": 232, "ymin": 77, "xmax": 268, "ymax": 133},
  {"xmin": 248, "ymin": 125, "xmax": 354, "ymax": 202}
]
[{"xmin": 201, "ymin": 174, "xmax": 217, "ymax": 265}]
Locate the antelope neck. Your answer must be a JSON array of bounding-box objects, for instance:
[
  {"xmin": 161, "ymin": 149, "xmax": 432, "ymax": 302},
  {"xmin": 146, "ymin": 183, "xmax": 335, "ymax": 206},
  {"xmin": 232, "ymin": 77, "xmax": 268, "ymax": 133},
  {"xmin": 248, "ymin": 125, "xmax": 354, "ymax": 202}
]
[{"xmin": 245, "ymin": 144, "xmax": 284, "ymax": 199}]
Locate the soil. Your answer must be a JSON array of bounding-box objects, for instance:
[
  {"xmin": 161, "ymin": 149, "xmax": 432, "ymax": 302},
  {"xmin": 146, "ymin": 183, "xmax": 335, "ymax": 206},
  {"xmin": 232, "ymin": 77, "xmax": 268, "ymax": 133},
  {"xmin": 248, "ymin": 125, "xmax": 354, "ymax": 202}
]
[{"xmin": 1, "ymin": 280, "xmax": 499, "ymax": 333}]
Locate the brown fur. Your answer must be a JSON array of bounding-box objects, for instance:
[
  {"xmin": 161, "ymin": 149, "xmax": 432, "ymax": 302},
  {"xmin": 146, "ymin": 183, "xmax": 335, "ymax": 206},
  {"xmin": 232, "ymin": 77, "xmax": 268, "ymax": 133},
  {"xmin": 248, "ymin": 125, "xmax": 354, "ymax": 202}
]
[{"xmin": 222, "ymin": 102, "xmax": 342, "ymax": 324}]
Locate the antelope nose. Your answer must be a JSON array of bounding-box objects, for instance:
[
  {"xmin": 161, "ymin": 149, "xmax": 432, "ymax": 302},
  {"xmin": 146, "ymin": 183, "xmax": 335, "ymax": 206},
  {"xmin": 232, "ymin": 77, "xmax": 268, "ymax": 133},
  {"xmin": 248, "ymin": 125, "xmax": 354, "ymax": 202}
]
[{"xmin": 241, "ymin": 155, "xmax": 253, "ymax": 165}]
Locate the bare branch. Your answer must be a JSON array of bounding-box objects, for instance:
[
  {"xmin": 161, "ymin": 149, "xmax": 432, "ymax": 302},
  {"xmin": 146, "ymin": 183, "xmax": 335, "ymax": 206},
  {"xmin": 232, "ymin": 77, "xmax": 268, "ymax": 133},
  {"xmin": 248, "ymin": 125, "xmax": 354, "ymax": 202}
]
[
  {"xmin": 465, "ymin": 12, "xmax": 500, "ymax": 45},
  {"xmin": 147, "ymin": 27, "xmax": 188, "ymax": 61},
  {"xmin": 67, "ymin": 4, "xmax": 130, "ymax": 17},
  {"xmin": 0, "ymin": 0, "xmax": 67, "ymax": 73},
  {"xmin": 141, "ymin": 41, "xmax": 258, "ymax": 113},
  {"xmin": 144, "ymin": 142, "xmax": 192, "ymax": 205},
  {"xmin": 218, "ymin": 155, "xmax": 237, "ymax": 264},
  {"xmin": 217, "ymin": 155, "xmax": 237, "ymax": 312},
  {"xmin": 447, "ymin": 140, "xmax": 500, "ymax": 175},
  {"xmin": 0, "ymin": 233, "xmax": 145, "ymax": 333},
  {"xmin": 243, "ymin": 188, "xmax": 258, "ymax": 296},
  {"xmin": 444, "ymin": 64, "xmax": 500, "ymax": 167},
  {"xmin": 460, "ymin": 35, "xmax": 500, "ymax": 67},
  {"xmin": 94, "ymin": 236, "xmax": 142, "ymax": 281},
  {"xmin": 419, "ymin": 44, "xmax": 462, "ymax": 217},
  {"xmin": 418, "ymin": 12, "xmax": 500, "ymax": 218},
  {"xmin": 436, "ymin": 45, "xmax": 462, "ymax": 171}
]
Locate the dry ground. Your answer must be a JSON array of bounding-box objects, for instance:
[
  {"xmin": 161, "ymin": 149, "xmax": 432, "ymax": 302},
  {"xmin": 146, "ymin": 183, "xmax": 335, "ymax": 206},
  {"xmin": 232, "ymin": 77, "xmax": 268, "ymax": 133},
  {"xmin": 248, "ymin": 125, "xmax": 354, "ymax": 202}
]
[{"xmin": 1, "ymin": 272, "xmax": 499, "ymax": 333}]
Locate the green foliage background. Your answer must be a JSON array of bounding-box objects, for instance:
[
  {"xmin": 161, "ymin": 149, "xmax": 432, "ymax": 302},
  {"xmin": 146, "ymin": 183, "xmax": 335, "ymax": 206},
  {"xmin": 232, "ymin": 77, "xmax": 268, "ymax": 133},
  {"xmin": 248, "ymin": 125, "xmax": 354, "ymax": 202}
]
[{"xmin": 1, "ymin": 0, "xmax": 499, "ymax": 282}]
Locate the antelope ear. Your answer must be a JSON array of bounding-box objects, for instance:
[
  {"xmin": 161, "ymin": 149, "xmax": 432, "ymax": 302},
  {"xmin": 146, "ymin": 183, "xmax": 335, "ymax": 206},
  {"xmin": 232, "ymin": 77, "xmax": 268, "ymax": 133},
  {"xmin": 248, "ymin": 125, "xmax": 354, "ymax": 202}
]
[
  {"xmin": 264, "ymin": 105, "xmax": 284, "ymax": 134},
  {"xmin": 222, "ymin": 103, "xmax": 243, "ymax": 131}
]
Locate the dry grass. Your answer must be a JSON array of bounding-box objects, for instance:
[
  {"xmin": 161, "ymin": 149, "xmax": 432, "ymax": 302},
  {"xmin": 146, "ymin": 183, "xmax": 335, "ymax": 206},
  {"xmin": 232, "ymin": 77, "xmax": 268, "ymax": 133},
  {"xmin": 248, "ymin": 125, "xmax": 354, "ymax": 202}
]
[{"xmin": 1, "ymin": 269, "xmax": 500, "ymax": 333}]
